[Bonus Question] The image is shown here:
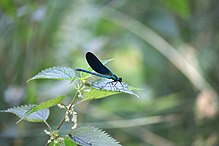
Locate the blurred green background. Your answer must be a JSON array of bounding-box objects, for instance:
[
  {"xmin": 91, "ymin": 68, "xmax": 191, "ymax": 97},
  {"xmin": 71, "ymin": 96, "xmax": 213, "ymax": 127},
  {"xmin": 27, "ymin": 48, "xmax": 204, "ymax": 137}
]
[{"xmin": 1, "ymin": 0, "xmax": 219, "ymax": 146}]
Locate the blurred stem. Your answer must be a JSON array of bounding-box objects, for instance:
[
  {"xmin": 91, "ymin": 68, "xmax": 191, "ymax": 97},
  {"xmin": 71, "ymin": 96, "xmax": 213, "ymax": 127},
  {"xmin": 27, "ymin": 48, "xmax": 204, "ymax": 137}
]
[
  {"xmin": 44, "ymin": 120, "xmax": 53, "ymax": 146},
  {"xmin": 102, "ymin": 6, "xmax": 213, "ymax": 92}
]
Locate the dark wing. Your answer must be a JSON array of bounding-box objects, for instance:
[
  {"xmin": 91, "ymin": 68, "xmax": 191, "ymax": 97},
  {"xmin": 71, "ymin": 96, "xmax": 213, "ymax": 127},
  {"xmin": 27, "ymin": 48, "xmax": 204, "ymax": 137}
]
[{"xmin": 86, "ymin": 52, "xmax": 112, "ymax": 75}]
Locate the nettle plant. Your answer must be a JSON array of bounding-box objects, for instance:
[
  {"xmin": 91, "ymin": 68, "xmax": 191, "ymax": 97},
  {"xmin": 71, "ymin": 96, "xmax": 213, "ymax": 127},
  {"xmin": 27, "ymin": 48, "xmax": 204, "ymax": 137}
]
[{"xmin": 1, "ymin": 56, "xmax": 139, "ymax": 146}]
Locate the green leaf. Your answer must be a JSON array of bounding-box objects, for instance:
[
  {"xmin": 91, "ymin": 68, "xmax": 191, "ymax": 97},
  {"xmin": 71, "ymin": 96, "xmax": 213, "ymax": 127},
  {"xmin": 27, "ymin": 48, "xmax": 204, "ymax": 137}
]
[
  {"xmin": 27, "ymin": 95, "xmax": 65, "ymax": 114},
  {"xmin": 68, "ymin": 126, "xmax": 121, "ymax": 146},
  {"xmin": 0, "ymin": 105, "xmax": 49, "ymax": 122},
  {"xmin": 16, "ymin": 95, "xmax": 65, "ymax": 123},
  {"xmin": 48, "ymin": 137, "xmax": 77, "ymax": 146},
  {"xmin": 81, "ymin": 79, "xmax": 139, "ymax": 99},
  {"xmin": 83, "ymin": 87, "xmax": 120, "ymax": 99},
  {"xmin": 64, "ymin": 137, "xmax": 77, "ymax": 146},
  {"xmin": 27, "ymin": 66, "xmax": 75, "ymax": 82}
]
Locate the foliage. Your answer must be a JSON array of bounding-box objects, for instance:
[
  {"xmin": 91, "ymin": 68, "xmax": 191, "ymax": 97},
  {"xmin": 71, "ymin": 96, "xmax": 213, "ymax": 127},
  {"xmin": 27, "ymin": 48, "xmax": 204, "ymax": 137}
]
[
  {"xmin": 68, "ymin": 126, "xmax": 121, "ymax": 146},
  {"xmin": 1, "ymin": 65, "xmax": 139, "ymax": 146},
  {"xmin": 1, "ymin": 104, "xmax": 49, "ymax": 122},
  {"xmin": 1, "ymin": 0, "xmax": 219, "ymax": 146}
]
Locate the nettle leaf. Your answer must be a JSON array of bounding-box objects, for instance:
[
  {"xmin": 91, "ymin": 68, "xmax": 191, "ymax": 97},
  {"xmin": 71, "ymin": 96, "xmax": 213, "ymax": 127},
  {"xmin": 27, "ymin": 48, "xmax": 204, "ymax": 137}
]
[
  {"xmin": 1, "ymin": 105, "xmax": 49, "ymax": 122},
  {"xmin": 27, "ymin": 95, "xmax": 65, "ymax": 114},
  {"xmin": 82, "ymin": 87, "xmax": 119, "ymax": 100},
  {"xmin": 27, "ymin": 66, "xmax": 75, "ymax": 82},
  {"xmin": 68, "ymin": 126, "xmax": 121, "ymax": 146},
  {"xmin": 82, "ymin": 79, "xmax": 139, "ymax": 99},
  {"xmin": 64, "ymin": 137, "xmax": 77, "ymax": 146},
  {"xmin": 17, "ymin": 95, "xmax": 65, "ymax": 123},
  {"xmin": 48, "ymin": 137, "xmax": 77, "ymax": 146}
]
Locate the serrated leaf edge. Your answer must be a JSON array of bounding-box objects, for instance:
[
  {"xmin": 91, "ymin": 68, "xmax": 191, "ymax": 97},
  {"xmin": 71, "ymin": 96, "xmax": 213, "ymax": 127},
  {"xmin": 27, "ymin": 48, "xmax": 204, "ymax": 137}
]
[{"xmin": 27, "ymin": 66, "xmax": 75, "ymax": 82}]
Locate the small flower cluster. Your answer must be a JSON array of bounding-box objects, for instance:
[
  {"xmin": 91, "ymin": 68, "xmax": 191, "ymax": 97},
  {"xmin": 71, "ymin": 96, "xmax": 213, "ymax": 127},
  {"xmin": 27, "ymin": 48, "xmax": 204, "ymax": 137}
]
[
  {"xmin": 75, "ymin": 83, "xmax": 91, "ymax": 98},
  {"xmin": 44, "ymin": 130, "xmax": 64, "ymax": 145},
  {"xmin": 58, "ymin": 104, "xmax": 78, "ymax": 129}
]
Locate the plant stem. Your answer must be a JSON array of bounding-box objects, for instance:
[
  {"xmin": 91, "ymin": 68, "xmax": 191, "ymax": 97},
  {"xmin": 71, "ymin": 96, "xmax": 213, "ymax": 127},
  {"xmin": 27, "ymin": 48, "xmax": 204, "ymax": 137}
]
[
  {"xmin": 45, "ymin": 83, "xmax": 85, "ymax": 146},
  {"xmin": 56, "ymin": 91, "xmax": 78, "ymax": 130},
  {"xmin": 45, "ymin": 91, "xmax": 79, "ymax": 146},
  {"xmin": 44, "ymin": 120, "xmax": 52, "ymax": 132}
]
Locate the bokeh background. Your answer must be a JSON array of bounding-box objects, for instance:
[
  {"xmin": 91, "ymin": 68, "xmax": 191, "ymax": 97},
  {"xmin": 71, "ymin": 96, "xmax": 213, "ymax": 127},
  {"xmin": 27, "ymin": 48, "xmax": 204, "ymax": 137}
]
[{"xmin": 1, "ymin": 0, "xmax": 219, "ymax": 146}]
